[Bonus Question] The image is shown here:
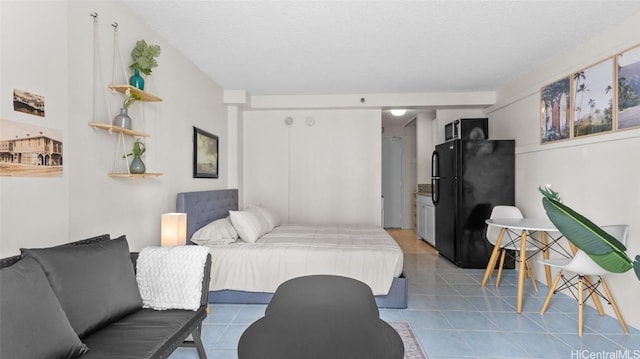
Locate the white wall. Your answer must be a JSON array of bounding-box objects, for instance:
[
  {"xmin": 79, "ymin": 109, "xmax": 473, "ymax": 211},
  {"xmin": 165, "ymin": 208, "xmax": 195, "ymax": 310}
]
[
  {"xmin": 416, "ymin": 111, "xmax": 436, "ymax": 185},
  {"xmin": 1, "ymin": 1, "xmax": 228, "ymax": 255},
  {"xmin": 489, "ymin": 11, "xmax": 640, "ymax": 328},
  {"xmin": 1, "ymin": 1, "xmax": 71, "ymax": 252},
  {"xmin": 243, "ymin": 109, "xmax": 381, "ymax": 225}
]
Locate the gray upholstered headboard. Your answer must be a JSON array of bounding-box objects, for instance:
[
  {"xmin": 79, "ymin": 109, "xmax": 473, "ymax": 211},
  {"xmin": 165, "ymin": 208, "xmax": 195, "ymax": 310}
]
[{"xmin": 176, "ymin": 189, "xmax": 239, "ymax": 243}]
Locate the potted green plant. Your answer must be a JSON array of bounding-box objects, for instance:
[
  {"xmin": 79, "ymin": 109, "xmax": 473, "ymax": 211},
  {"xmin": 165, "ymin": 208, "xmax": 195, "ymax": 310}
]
[
  {"xmin": 129, "ymin": 40, "xmax": 161, "ymax": 90},
  {"xmin": 124, "ymin": 138, "xmax": 146, "ymax": 174},
  {"xmin": 123, "ymin": 93, "xmax": 141, "ymax": 109},
  {"xmin": 539, "ymin": 185, "xmax": 640, "ymax": 280}
]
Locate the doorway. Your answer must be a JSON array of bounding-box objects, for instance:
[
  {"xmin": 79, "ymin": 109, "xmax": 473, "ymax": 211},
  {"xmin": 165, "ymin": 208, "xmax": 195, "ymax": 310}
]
[{"xmin": 382, "ymin": 137, "xmax": 403, "ymax": 228}]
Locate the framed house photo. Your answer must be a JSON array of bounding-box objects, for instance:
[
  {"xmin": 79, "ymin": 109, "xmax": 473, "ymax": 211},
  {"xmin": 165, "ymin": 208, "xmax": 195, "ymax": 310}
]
[
  {"xmin": 540, "ymin": 76, "xmax": 571, "ymax": 143},
  {"xmin": 617, "ymin": 45, "xmax": 640, "ymax": 130},
  {"xmin": 573, "ymin": 58, "xmax": 614, "ymax": 137},
  {"xmin": 193, "ymin": 127, "xmax": 218, "ymax": 178}
]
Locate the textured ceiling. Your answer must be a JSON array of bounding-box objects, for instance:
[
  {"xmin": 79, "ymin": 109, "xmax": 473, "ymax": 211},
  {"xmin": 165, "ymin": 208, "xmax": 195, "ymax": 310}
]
[{"xmin": 123, "ymin": 0, "xmax": 640, "ymax": 98}]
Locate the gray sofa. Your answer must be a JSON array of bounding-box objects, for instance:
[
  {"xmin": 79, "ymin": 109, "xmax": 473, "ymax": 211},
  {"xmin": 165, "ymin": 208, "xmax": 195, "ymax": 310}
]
[{"xmin": 0, "ymin": 234, "xmax": 211, "ymax": 359}]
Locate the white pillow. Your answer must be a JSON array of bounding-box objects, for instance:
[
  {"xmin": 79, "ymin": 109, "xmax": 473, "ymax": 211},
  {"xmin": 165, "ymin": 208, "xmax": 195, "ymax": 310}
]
[
  {"xmin": 229, "ymin": 210, "xmax": 264, "ymax": 243},
  {"xmin": 247, "ymin": 204, "xmax": 281, "ymax": 231},
  {"xmin": 247, "ymin": 206, "xmax": 271, "ymax": 234},
  {"xmin": 190, "ymin": 217, "xmax": 238, "ymax": 245}
]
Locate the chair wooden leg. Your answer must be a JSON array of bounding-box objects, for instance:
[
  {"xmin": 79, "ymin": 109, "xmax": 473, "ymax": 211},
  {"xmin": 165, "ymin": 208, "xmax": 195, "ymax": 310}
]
[
  {"xmin": 540, "ymin": 231, "xmax": 552, "ymax": 287},
  {"xmin": 525, "ymin": 260, "xmax": 538, "ymax": 291},
  {"xmin": 482, "ymin": 228, "xmax": 506, "ymax": 287},
  {"xmin": 541, "ymin": 272, "xmax": 561, "ymax": 314},
  {"xmin": 496, "ymin": 249, "xmax": 506, "ymax": 287},
  {"xmin": 516, "ymin": 230, "xmax": 527, "ymax": 313},
  {"xmin": 578, "ymin": 277, "xmax": 584, "ymax": 336},
  {"xmin": 584, "ymin": 276, "xmax": 605, "ymax": 316},
  {"xmin": 600, "ymin": 277, "xmax": 629, "ymax": 334}
]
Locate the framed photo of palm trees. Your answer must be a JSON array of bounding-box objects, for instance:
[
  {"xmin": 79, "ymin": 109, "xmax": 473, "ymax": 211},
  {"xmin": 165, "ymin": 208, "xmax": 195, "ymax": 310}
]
[
  {"xmin": 617, "ymin": 45, "xmax": 640, "ymax": 130},
  {"xmin": 539, "ymin": 43, "xmax": 640, "ymax": 144},
  {"xmin": 540, "ymin": 77, "xmax": 571, "ymax": 143},
  {"xmin": 573, "ymin": 58, "xmax": 614, "ymax": 137}
]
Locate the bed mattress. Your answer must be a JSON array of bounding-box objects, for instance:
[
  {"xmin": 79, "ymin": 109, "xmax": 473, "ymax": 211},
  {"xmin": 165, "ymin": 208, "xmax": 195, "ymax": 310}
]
[{"xmin": 201, "ymin": 224, "xmax": 404, "ymax": 296}]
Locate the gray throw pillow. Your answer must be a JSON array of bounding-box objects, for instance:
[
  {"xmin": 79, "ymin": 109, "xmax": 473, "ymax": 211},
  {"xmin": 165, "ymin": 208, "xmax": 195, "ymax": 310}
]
[
  {"xmin": 0, "ymin": 257, "xmax": 88, "ymax": 359},
  {"xmin": 22, "ymin": 235, "xmax": 142, "ymax": 338}
]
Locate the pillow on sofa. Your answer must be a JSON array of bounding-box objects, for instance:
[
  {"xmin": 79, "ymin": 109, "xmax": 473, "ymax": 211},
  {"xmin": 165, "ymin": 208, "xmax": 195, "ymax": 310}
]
[
  {"xmin": 0, "ymin": 257, "xmax": 88, "ymax": 359},
  {"xmin": 22, "ymin": 235, "xmax": 142, "ymax": 338},
  {"xmin": 229, "ymin": 210, "xmax": 264, "ymax": 243},
  {"xmin": 55, "ymin": 233, "xmax": 110, "ymax": 247},
  {"xmin": 191, "ymin": 217, "xmax": 238, "ymax": 245}
]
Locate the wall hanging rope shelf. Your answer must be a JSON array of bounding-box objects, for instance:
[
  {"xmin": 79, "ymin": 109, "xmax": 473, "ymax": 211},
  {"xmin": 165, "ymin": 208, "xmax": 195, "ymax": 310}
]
[
  {"xmin": 108, "ymin": 173, "xmax": 162, "ymax": 178},
  {"xmin": 87, "ymin": 123, "xmax": 150, "ymax": 138},
  {"xmin": 88, "ymin": 13, "xmax": 163, "ymax": 179},
  {"xmin": 108, "ymin": 85, "xmax": 162, "ymax": 102}
]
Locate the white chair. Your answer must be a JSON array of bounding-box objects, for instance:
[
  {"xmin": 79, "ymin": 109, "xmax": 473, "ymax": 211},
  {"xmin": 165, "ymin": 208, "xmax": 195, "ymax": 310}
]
[
  {"xmin": 484, "ymin": 206, "xmax": 538, "ymax": 290},
  {"xmin": 538, "ymin": 224, "xmax": 629, "ymax": 336}
]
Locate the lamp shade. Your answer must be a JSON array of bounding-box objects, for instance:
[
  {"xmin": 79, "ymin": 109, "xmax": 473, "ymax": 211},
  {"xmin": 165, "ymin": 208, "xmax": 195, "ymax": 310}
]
[{"xmin": 161, "ymin": 213, "xmax": 187, "ymax": 246}]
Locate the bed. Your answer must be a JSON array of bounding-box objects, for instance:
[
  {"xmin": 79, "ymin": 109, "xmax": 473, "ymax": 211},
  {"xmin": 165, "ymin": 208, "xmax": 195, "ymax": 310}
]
[{"xmin": 176, "ymin": 189, "xmax": 407, "ymax": 308}]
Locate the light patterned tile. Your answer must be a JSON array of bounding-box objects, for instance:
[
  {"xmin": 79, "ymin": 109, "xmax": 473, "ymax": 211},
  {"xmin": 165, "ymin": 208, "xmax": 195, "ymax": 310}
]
[
  {"xmin": 509, "ymin": 332, "xmax": 573, "ymax": 358},
  {"xmin": 412, "ymin": 328, "xmax": 476, "ymax": 357},
  {"xmin": 458, "ymin": 330, "xmax": 531, "ymax": 358},
  {"xmin": 441, "ymin": 311, "xmax": 498, "ymax": 331},
  {"xmin": 403, "ymin": 309, "xmax": 453, "ymax": 329}
]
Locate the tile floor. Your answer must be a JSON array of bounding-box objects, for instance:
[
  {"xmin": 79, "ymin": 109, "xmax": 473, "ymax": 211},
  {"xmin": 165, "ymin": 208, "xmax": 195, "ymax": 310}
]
[{"xmin": 170, "ymin": 231, "xmax": 640, "ymax": 359}]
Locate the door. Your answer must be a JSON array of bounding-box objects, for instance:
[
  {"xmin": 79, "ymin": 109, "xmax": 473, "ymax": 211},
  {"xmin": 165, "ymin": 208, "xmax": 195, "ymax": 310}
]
[{"xmin": 382, "ymin": 137, "xmax": 402, "ymax": 228}]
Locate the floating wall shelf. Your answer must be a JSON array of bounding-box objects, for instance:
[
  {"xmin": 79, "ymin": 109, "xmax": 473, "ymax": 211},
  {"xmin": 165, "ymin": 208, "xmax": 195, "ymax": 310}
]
[
  {"xmin": 109, "ymin": 173, "xmax": 162, "ymax": 179},
  {"xmin": 108, "ymin": 85, "xmax": 163, "ymax": 102},
  {"xmin": 88, "ymin": 122, "xmax": 150, "ymax": 137}
]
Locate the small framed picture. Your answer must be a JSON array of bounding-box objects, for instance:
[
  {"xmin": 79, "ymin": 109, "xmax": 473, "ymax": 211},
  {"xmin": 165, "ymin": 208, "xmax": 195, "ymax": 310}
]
[
  {"xmin": 617, "ymin": 45, "xmax": 640, "ymax": 130},
  {"xmin": 540, "ymin": 76, "xmax": 571, "ymax": 143},
  {"xmin": 573, "ymin": 58, "xmax": 614, "ymax": 137},
  {"xmin": 193, "ymin": 127, "xmax": 218, "ymax": 178}
]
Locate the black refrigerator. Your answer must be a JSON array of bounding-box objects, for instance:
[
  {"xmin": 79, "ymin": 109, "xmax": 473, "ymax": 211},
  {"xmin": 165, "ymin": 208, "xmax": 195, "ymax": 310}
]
[{"xmin": 431, "ymin": 139, "xmax": 515, "ymax": 268}]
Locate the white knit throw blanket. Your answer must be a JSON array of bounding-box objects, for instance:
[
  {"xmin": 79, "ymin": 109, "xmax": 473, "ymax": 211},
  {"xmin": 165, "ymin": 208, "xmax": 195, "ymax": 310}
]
[{"xmin": 136, "ymin": 246, "xmax": 209, "ymax": 311}]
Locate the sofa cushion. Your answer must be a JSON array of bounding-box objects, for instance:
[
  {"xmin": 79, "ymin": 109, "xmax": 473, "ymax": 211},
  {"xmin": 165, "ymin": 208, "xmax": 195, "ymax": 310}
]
[
  {"xmin": 22, "ymin": 235, "xmax": 142, "ymax": 338},
  {"xmin": 0, "ymin": 257, "xmax": 89, "ymax": 359}
]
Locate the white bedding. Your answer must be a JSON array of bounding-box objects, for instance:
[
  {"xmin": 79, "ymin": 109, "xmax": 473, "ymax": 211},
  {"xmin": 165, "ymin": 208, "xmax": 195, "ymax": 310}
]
[{"xmin": 201, "ymin": 224, "xmax": 404, "ymax": 296}]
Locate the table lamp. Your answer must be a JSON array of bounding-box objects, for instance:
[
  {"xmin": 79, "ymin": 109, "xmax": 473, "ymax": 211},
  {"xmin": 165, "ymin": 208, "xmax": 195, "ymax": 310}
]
[{"xmin": 160, "ymin": 213, "xmax": 187, "ymax": 246}]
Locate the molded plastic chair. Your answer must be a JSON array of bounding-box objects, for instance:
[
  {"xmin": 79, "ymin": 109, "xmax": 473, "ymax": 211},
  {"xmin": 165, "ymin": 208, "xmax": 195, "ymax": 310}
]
[
  {"xmin": 538, "ymin": 224, "xmax": 629, "ymax": 336},
  {"xmin": 485, "ymin": 206, "xmax": 538, "ymax": 290}
]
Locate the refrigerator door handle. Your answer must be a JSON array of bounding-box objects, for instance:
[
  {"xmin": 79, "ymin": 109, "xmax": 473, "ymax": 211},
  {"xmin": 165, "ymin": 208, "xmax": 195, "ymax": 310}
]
[
  {"xmin": 431, "ymin": 151, "xmax": 438, "ymax": 178},
  {"xmin": 432, "ymin": 178, "xmax": 439, "ymax": 205},
  {"xmin": 431, "ymin": 151, "xmax": 439, "ymax": 205}
]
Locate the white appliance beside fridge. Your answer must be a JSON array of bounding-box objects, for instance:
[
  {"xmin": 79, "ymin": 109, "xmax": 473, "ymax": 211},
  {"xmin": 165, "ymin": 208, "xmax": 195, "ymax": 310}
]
[{"xmin": 416, "ymin": 194, "xmax": 436, "ymax": 246}]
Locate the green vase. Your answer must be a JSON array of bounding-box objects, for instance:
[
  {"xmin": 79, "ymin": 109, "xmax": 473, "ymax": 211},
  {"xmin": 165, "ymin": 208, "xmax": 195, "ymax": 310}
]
[
  {"xmin": 129, "ymin": 155, "xmax": 146, "ymax": 174},
  {"xmin": 129, "ymin": 69, "xmax": 145, "ymax": 90}
]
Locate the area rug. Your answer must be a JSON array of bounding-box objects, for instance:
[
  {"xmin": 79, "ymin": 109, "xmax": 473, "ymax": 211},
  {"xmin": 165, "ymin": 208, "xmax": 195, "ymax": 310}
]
[{"xmin": 389, "ymin": 321, "xmax": 428, "ymax": 359}]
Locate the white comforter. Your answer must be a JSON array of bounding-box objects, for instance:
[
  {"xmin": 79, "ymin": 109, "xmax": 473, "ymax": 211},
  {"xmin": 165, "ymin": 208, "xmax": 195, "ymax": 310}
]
[{"xmin": 202, "ymin": 224, "xmax": 403, "ymax": 296}]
